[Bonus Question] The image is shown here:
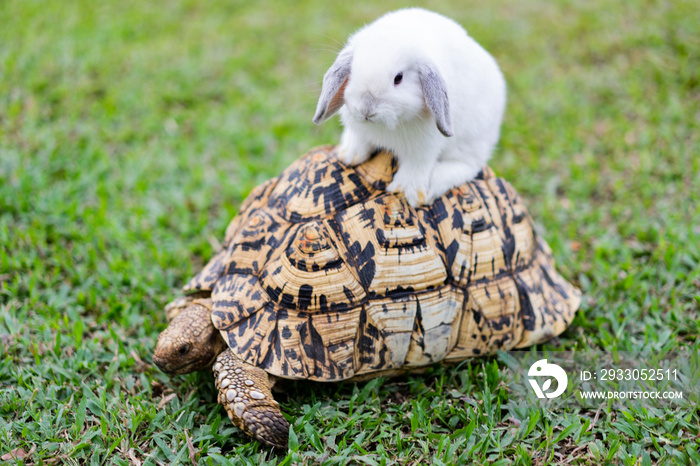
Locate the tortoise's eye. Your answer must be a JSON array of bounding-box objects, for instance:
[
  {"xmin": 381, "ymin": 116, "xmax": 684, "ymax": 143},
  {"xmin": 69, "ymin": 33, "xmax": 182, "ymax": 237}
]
[
  {"xmin": 394, "ymin": 72, "xmax": 403, "ymax": 85},
  {"xmin": 178, "ymin": 343, "xmax": 190, "ymax": 355}
]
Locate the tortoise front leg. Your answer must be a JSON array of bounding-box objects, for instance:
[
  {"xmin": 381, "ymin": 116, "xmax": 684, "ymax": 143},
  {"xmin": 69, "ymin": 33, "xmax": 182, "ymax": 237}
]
[{"xmin": 213, "ymin": 348, "xmax": 289, "ymax": 449}]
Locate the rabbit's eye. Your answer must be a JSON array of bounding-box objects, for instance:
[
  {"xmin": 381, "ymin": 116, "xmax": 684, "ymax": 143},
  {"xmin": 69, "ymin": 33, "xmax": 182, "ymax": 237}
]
[{"xmin": 394, "ymin": 72, "xmax": 403, "ymax": 85}]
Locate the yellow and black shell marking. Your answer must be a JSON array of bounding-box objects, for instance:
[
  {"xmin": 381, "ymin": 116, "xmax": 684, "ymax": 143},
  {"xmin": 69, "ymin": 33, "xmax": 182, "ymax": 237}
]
[{"xmin": 183, "ymin": 146, "xmax": 581, "ymax": 381}]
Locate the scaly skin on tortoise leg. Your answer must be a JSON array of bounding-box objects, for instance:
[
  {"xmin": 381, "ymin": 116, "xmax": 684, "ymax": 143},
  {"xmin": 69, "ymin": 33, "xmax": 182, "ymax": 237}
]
[{"xmin": 213, "ymin": 348, "xmax": 289, "ymax": 449}]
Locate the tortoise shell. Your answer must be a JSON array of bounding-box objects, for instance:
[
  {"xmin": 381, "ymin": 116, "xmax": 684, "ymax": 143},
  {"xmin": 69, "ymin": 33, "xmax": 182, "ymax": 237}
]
[{"xmin": 183, "ymin": 146, "xmax": 581, "ymax": 381}]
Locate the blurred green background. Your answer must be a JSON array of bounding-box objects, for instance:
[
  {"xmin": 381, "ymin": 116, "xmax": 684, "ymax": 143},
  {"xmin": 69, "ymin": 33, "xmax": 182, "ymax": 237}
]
[{"xmin": 1, "ymin": 0, "xmax": 698, "ymax": 464}]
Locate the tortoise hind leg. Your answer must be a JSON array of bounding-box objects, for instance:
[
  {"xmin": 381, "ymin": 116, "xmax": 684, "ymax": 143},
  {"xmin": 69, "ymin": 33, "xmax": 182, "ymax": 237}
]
[{"xmin": 213, "ymin": 348, "xmax": 289, "ymax": 449}]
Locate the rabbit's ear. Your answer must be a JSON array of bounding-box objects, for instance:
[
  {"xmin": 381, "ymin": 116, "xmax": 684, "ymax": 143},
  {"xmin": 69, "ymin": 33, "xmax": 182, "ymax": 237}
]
[
  {"xmin": 313, "ymin": 48, "xmax": 353, "ymax": 124},
  {"xmin": 419, "ymin": 62, "xmax": 453, "ymax": 137}
]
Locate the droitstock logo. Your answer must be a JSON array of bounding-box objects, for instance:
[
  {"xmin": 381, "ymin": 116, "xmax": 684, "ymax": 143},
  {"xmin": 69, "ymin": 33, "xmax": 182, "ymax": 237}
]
[{"xmin": 528, "ymin": 359, "xmax": 568, "ymax": 399}]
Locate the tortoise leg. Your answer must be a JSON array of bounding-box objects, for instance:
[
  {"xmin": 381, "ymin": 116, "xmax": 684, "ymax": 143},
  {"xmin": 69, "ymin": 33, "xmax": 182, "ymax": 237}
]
[{"xmin": 212, "ymin": 348, "xmax": 289, "ymax": 449}]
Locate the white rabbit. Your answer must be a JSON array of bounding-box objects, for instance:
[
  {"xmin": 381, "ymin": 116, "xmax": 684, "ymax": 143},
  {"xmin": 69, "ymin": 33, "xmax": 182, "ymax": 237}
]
[{"xmin": 313, "ymin": 8, "xmax": 506, "ymax": 207}]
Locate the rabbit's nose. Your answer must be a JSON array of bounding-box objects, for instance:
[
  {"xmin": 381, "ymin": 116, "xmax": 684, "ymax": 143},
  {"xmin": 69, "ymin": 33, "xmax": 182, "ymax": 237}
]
[{"xmin": 361, "ymin": 93, "xmax": 376, "ymax": 120}]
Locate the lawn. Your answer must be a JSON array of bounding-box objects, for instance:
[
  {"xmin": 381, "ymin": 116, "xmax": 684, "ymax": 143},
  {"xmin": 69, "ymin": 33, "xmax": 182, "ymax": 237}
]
[{"xmin": 1, "ymin": 0, "xmax": 698, "ymax": 464}]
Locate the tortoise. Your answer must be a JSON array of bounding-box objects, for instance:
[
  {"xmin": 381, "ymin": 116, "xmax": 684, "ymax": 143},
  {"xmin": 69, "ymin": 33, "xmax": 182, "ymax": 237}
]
[{"xmin": 152, "ymin": 145, "xmax": 581, "ymax": 449}]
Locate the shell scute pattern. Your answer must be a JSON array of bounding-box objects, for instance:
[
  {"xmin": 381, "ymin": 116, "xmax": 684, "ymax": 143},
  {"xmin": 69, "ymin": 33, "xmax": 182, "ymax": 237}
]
[
  {"xmin": 250, "ymin": 307, "xmax": 361, "ymax": 380},
  {"xmin": 184, "ymin": 146, "xmax": 580, "ymax": 381},
  {"xmin": 183, "ymin": 247, "xmax": 231, "ymax": 293},
  {"xmin": 404, "ymin": 286, "xmax": 464, "ymax": 367},
  {"xmin": 513, "ymin": 240, "xmax": 579, "ymax": 346},
  {"xmin": 432, "ymin": 178, "xmax": 510, "ymax": 287},
  {"xmin": 288, "ymin": 222, "xmax": 342, "ymax": 271},
  {"xmin": 223, "ymin": 305, "xmax": 275, "ymax": 364},
  {"xmin": 267, "ymin": 146, "xmax": 379, "ymax": 222},
  {"xmin": 353, "ymin": 150, "xmax": 397, "ymax": 190},
  {"xmin": 492, "ymin": 178, "xmax": 536, "ymax": 269},
  {"xmin": 259, "ymin": 220, "xmax": 366, "ymax": 313},
  {"xmin": 223, "ymin": 210, "xmax": 294, "ymax": 277},
  {"xmin": 334, "ymin": 194, "xmax": 447, "ymax": 299},
  {"xmin": 460, "ymin": 275, "xmax": 523, "ymax": 356},
  {"xmin": 222, "ymin": 177, "xmax": 280, "ymax": 249},
  {"xmin": 211, "ymin": 274, "xmax": 268, "ymax": 329},
  {"xmin": 363, "ymin": 295, "xmax": 417, "ymax": 370},
  {"xmin": 375, "ymin": 195, "xmax": 424, "ymax": 248}
]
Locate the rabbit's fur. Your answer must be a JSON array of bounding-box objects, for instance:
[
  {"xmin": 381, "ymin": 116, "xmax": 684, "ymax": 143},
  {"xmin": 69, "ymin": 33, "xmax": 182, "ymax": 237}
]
[{"xmin": 314, "ymin": 8, "xmax": 506, "ymax": 206}]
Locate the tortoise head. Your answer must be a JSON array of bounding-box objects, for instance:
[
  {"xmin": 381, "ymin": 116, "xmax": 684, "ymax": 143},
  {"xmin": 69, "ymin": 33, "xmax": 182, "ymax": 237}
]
[{"xmin": 153, "ymin": 301, "xmax": 227, "ymax": 375}]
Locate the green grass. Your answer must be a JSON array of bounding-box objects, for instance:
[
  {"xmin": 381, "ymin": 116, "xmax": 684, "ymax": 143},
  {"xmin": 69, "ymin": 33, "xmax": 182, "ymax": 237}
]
[{"xmin": 1, "ymin": 0, "xmax": 698, "ymax": 464}]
